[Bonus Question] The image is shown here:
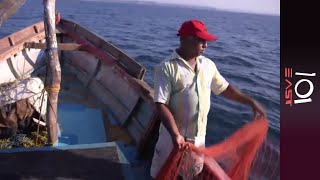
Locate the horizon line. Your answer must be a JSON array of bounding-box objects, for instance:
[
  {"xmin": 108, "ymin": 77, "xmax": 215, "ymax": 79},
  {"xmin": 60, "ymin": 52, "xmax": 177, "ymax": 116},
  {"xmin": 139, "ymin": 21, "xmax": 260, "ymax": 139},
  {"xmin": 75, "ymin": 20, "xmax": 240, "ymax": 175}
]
[{"xmin": 80, "ymin": 0, "xmax": 280, "ymax": 16}]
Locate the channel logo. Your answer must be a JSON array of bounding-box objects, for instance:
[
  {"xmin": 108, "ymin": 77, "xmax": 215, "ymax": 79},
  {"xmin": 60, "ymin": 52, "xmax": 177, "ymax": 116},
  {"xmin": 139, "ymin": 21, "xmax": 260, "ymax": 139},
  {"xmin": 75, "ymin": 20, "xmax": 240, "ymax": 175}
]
[{"xmin": 285, "ymin": 68, "xmax": 316, "ymax": 106}]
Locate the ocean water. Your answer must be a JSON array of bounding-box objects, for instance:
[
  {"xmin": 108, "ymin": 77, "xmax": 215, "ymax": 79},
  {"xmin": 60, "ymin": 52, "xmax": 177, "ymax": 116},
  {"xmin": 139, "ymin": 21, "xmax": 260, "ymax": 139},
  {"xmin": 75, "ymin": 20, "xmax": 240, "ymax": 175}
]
[{"xmin": 0, "ymin": 0, "xmax": 280, "ymax": 151}]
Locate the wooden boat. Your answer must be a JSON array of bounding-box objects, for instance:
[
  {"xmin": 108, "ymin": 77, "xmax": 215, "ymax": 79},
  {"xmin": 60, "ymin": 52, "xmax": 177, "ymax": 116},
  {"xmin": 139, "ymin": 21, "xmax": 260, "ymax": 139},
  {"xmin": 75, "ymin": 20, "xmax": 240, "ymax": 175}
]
[
  {"xmin": 0, "ymin": 18, "xmax": 280, "ymax": 180},
  {"xmin": 0, "ymin": 19, "xmax": 160, "ymax": 179}
]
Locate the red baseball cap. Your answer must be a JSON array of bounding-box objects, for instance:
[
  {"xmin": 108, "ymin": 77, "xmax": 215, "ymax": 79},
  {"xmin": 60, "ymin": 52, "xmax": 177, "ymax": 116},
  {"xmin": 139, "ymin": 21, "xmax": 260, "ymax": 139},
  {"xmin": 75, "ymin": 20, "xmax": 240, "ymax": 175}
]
[{"xmin": 177, "ymin": 20, "xmax": 217, "ymax": 41}]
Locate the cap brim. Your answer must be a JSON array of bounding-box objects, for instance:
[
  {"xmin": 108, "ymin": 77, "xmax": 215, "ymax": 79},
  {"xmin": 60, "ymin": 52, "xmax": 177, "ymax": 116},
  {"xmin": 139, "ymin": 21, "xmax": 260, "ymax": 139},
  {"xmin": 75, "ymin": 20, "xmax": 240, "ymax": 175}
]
[{"xmin": 196, "ymin": 31, "xmax": 218, "ymax": 41}]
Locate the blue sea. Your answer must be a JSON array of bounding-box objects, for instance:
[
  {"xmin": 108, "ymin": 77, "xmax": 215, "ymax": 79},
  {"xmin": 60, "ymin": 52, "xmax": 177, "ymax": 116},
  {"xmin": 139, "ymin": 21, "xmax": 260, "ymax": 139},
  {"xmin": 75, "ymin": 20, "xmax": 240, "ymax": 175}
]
[{"xmin": 0, "ymin": 0, "xmax": 279, "ymax": 155}]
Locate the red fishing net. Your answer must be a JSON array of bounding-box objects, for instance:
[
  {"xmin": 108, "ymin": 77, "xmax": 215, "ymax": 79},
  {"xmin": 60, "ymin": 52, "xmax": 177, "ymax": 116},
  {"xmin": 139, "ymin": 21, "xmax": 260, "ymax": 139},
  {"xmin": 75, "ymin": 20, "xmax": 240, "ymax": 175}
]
[{"xmin": 156, "ymin": 118, "xmax": 279, "ymax": 180}]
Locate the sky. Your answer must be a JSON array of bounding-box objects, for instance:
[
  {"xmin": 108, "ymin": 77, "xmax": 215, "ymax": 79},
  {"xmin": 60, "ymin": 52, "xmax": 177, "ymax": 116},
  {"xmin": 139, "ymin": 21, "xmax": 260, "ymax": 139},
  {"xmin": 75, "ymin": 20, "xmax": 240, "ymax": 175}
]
[{"xmin": 117, "ymin": 0, "xmax": 280, "ymax": 16}]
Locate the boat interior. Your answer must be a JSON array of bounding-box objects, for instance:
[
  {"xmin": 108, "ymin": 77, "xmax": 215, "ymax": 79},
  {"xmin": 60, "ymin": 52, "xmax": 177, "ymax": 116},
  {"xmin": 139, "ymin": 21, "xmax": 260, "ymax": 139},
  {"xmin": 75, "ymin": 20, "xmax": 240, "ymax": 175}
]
[{"xmin": 0, "ymin": 19, "xmax": 159, "ymax": 179}]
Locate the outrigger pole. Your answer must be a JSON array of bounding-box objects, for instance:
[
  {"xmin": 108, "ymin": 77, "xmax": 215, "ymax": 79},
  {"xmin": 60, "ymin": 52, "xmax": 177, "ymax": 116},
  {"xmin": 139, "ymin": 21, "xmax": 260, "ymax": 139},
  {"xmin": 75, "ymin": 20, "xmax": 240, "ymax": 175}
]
[{"xmin": 43, "ymin": 0, "xmax": 61, "ymax": 145}]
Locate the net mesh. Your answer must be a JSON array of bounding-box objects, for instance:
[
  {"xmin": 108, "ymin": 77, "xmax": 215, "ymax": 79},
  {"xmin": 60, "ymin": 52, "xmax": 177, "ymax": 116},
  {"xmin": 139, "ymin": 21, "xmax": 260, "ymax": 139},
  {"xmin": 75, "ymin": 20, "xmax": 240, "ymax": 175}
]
[{"xmin": 156, "ymin": 118, "xmax": 279, "ymax": 180}]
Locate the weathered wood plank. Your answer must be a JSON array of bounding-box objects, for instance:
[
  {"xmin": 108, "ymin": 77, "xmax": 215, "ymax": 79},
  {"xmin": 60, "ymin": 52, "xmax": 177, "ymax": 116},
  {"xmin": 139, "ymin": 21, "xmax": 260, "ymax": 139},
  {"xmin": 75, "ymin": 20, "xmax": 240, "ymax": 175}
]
[
  {"xmin": 131, "ymin": 100, "xmax": 154, "ymax": 129},
  {"xmin": 24, "ymin": 42, "xmax": 81, "ymax": 50},
  {"xmin": 63, "ymin": 51, "xmax": 141, "ymax": 121},
  {"xmin": 64, "ymin": 62, "xmax": 131, "ymax": 123},
  {"xmin": 137, "ymin": 109, "xmax": 159, "ymax": 158},
  {"xmin": 59, "ymin": 19, "xmax": 145, "ymax": 80},
  {"xmin": 0, "ymin": 21, "xmax": 45, "ymax": 59},
  {"xmin": 63, "ymin": 51, "xmax": 101, "ymax": 78},
  {"xmin": 0, "ymin": 32, "xmax": 46, "ymax": 62},
  {"xmin": 89, "ymin": 79, "xmax": 131, "ymax": 123},
  {"xmin": 126, "ymin": 117, "xmax": 145, "ymax": 145},
  {"xmin": 102, "ymin": 112, "xmax": 134, "ymax": 144},
  {"xmin": 43, "ymin": 0, "xmax": 61, "ymax": 145},
  {"xmin": 0, "ymin": 38, "xmax": 11, "ymax": 50},
  {"xmin": 10, "ymin": 26, "xmax": 36, "ymax": 44},
  {"xmin": 0, "ymin": 22, "xmax": 44, "ymax": 52},
  {"xmin": 33, "ymin": 23, "xmax": 45, "ymax": 34},
  {"xmin": 0, "ymin": 145, "xmax": 124, "ymax": 180},
  {"xmin": 64, "ymin": 60, "xmax": 146, "ymax": 145},
  {"xmin": 95, "ymin": 63, "xmax": 140, "ymax": 116}
]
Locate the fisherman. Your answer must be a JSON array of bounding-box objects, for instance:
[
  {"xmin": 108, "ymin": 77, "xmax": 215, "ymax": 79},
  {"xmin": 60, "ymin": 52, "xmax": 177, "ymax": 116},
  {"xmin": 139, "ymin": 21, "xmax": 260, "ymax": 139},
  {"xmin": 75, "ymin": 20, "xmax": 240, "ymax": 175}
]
[{"xmin": 150, "ymin": 19, "xmax": 266, "ymax": 179}]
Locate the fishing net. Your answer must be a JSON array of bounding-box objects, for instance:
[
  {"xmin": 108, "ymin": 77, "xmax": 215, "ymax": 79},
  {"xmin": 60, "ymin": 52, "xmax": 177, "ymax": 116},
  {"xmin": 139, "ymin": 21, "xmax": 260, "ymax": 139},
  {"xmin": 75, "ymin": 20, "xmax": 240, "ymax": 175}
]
[{"xmin": 156, "ymin": 118, "xmax": 279, "ymax": 180}]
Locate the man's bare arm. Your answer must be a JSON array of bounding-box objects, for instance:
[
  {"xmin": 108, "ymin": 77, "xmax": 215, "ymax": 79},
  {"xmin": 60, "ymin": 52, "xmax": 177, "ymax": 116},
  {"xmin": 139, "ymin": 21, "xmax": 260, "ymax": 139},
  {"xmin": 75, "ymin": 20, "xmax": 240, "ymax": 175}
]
[
  {"xmin": 221, "ymin": 85, "xmax": 266, "ymax": 119},
  {"xmin": 156, "ymin": 102, "xmax": 185, "ymax": 148}
]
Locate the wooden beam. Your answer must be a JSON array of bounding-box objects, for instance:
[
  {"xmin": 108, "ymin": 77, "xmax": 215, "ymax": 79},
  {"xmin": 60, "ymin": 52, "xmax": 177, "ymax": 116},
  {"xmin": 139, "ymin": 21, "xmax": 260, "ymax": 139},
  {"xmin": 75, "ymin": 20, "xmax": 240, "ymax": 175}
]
[
  {"xmin": 43, "ymin": 0, "xmax": 60, "ymax": 146},
  {"xmin": 24, "ymin": 42, "xmax": 82, "ymax": 51}
]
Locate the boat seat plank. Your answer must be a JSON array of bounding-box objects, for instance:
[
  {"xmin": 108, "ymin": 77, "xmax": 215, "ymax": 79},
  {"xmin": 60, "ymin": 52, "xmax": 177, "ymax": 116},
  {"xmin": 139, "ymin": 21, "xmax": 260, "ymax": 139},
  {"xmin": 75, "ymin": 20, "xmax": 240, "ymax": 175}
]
[{"xmin": 0, "ymin": 145, "xmax": 124, "ymax": 180}]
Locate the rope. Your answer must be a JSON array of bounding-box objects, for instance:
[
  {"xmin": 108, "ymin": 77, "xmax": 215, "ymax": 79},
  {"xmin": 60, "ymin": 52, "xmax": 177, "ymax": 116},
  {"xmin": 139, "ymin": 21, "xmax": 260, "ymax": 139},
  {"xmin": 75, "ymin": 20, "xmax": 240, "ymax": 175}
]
[
  {"xmin": 44, "ymin": 86, "xmax": 60, "ymax": 93},
  {"xmin": 35, "ymin": 89, "xmax": 46, "ymax": 146},
  {"xmin": 35, "ymin": 64, "xmax": 49, "ymax": 146}
]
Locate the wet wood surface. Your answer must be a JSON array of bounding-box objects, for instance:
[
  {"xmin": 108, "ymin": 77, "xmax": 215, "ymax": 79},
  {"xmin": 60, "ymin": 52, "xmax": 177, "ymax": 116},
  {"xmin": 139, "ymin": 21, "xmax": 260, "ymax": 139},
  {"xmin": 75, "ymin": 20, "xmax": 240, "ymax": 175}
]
[{"xmin": 0, "ymin": 145, "xmax": 124, "ymax": 180}]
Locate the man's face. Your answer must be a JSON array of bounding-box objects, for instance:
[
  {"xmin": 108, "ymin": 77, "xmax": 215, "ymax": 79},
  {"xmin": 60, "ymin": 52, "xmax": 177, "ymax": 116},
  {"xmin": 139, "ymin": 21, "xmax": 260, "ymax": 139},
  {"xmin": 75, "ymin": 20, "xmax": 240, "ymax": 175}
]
[{"xmin": 182, "ymin": 36, "xmax": 208, "ymax": 57}]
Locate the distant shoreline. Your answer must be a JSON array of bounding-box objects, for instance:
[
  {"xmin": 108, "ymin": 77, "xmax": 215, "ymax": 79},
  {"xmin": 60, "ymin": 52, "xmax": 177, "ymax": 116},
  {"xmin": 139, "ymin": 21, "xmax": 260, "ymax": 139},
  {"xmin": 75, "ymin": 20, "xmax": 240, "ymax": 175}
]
[{"xmin": 80, "ymin": 0, "xmax": 280, "ymax": 16}]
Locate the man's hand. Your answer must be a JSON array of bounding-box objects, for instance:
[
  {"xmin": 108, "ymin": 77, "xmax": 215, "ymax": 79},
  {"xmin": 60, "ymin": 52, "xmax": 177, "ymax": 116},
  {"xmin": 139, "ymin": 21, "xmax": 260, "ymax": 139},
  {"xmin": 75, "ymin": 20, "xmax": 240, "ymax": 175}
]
[
  {"xmin": 172, "ymin": 134, "xmax": 185, "ymax": 149},
  {"xmin": 251, "ymin": 100, "xmax": 266, "ymax": 120}
]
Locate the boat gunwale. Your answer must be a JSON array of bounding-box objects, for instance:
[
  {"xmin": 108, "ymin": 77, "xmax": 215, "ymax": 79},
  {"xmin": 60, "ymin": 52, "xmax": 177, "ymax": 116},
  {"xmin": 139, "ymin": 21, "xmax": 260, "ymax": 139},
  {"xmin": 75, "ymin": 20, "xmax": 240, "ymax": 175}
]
[
  {"xmin": 0, "ymin": 21, "xmax": 45, "ymax": 61},
  {"xmin": 58, "ymin": 19, "xmax": 146, "ymax": 80}
]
